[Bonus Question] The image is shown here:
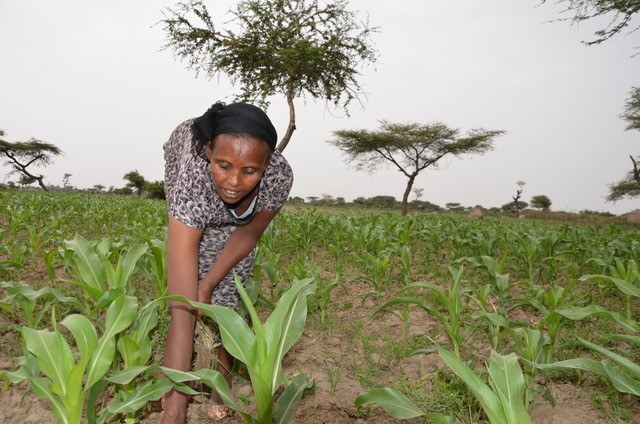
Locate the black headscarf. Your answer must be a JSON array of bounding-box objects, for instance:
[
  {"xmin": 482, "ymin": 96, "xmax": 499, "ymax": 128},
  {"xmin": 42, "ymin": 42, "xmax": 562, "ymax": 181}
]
[{"xmin": 193, "ymin": 101, "xmax": 277, "ymax": 160}]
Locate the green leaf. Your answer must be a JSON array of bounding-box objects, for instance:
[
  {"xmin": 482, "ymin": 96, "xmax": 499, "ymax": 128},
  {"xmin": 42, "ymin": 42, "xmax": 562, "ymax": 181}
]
[
  {"xmin": 22, "ymin": 327, "xmax": 73, "ymax": 398},
  {"xmin": 438, "ymin": 347, "xmax": 505, "ymax": 424},
  {"xmin": 160, "ymin": 367, "xmax": 243, "ymax": 412},
  {"xmin": 117, "ymin": 243, "xmax": 148, "ymax": 290},
  {"xmin": 65, "ymin": 234, "xmax": 106, "ymax": 297},
  {"xmin": 550, "ymin": 305, "xmax": 640, "ymax": 333},
  {"xmin": 61, "ymin": 314, "xmax": 98, "ymax": 369},
  {"xmin": 530, "ymin": 357, "xmax": 605, "ymax": 375},
  {"xmin": 29, "ymin": 376, "xmax": 70, "ymax": 424},
  {"xmin": 355, "ymin": 387, "xmax": 452, "ymax": 423},
  {"xmin": 87, "ymin": 379, "xmax": 110, "ymax": 424},
  {"xmin": 264, "ymin": 278, "xmax": 316, "ymax": 392},
  {"xmin": 116, "ymin": 334, "xmax": 140, "ymax": 369},
  {"xmin": 487, "ymin": 351, "xmax": 530, "ymax": 424},
  {"xmin": 602, "ymin": 363, "xmax": 640, "ymax": 396},
  {"xmin": 102, "ymin": 378, "xmax": 173, "ymax": 417},
  {"xmin": 578, "ymin": 337, "xmax": 640, "ymax": 380},
  {"xmin": 164, "ymin": 296, "xmax": 257, "ymax": 367},
  {"xmin": 106, "ymin": 366, "xmax": 150, "ymax": 385},
  {"xmin": 273, "ymin": 373, "xmax": 314, "ymax": 424},
  {"xmin": 472, "ymin": 311, "xmax": 511, "ymax": 328},
  {"xmin": 86, "ymin": 294, "xmax": 137, "ymax": 388}
]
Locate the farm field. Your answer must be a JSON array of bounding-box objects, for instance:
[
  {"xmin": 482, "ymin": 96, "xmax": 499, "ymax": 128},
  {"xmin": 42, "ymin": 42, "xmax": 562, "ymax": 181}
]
[{"xmin": 1, "ymin": 189, "xmax": 640, "ymax": 424}]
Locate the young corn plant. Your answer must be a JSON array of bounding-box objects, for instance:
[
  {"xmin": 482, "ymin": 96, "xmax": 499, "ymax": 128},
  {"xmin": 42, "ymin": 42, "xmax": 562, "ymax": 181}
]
[
  {"xmin": 508, "ymin": 231, "xmax": 541, "ymax": 288},
  {"xmin": 438, "ymin": 348, "xmax": 531, "ymax": 424},
  {"xmin": 374, "ymin": 266, "xmax": 472, "ymax": 358},
  {"xmin": 59, "ymin": 235, "xmax": 148, "ymax": 314},
  {"xmin": 140, "ymin": 238, "xmax": 168, "ymax": 309},
  {"xmin": 168, "ymin": 276, "xmax": 316, "ymax": 424},
  {"xmin": 387, "ymin": 242, "xmax": 413, "ymax": 286},
  {"xmin": 111, "ymin": 301, "xmax": 160, "ymax": 423},
  {"xmin": 0, "ymin": 281, "xmax": 82, "ymax": 330},
  {"xmin": 315, "ymin": 274, "xmax": 348, "ymax": 326},
  {"xmin": 517, "ymin": 278, "xmax": 590, "ymax": 363},
  {"xmin": 579, "ymin": 258, "xmax": 639, "ymax": 320},
  {"xmin": 1, "ymin": 293, "xmax": 137, "ymax": 424},
  {"xmin": 531, "ymin": 334, "xmax": 640, "ymax": 397},
  {"xmin": 351, "ymin": 250, "xmax": 392, "ymax": 293},
  {"xmin": 355, "ymin": 387, "xmax": 453, "ymax": 424},
  {"xmin": 457, "ymin": 255, "xmax": 523, "ymax": 316},
  {"xmin": 509, "ymin": 327, "xmax": 553, "ymax": 409}
]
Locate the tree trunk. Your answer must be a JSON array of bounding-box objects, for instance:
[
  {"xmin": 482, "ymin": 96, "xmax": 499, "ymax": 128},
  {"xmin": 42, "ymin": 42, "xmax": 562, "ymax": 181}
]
[
  {"xmin": 36, "ymin": 176, "xmax": 48, "ymax": 191},
  {"xmin": 276, "ymin": 84, "xmax": 296, "ymax": 153},
  {"xmin": 401, "ymin": 175, "xmax": 416, "ymax": 216}
]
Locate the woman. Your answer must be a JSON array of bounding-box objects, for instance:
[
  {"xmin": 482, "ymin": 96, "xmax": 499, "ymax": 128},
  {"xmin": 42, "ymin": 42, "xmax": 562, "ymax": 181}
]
[{"xmin": 161, "ymin": 101, "xmax": 293, "ymax": 423}]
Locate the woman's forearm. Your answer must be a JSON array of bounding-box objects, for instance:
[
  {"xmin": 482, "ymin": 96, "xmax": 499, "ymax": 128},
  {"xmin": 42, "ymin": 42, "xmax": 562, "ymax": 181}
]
[
  {"xmin": 164, "ymin": 217, "xmax": 202, "ymax": 371},
  {"xmin": 199, "ymin": 209, "xmax": 279, "ymax": 300},
  {"xmin": 199, "ymin": 227, "xmax": 258, "ymax": 296}
]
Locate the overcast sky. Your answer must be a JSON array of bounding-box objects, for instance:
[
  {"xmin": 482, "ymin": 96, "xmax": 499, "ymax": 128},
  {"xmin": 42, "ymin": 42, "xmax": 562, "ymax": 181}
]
[{"xmin": 1, "ymin": 0, "xmax": 638, "ymax": 214}]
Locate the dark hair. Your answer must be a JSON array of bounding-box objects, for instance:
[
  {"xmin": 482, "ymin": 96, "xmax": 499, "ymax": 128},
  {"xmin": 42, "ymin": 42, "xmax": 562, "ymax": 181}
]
[{"xmin": 193, "ymin": 101, "xmax": 277, "ymax": 160}]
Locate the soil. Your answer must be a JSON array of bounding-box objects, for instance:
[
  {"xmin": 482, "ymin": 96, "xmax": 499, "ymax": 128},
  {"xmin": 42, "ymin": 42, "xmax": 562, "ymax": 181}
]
[{"xmin": 0, "ymin": 276, "xmax": 636, "ymax": 424}]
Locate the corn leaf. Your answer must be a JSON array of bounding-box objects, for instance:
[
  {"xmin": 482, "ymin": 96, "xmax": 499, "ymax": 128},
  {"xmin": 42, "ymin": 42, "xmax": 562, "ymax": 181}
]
[
  {"xmin": 601, "ymin": 363, "xmax": 640, "ymax": 396},
  {"xmin": 85, "ymin": 294, "xmax": 137, "ymax": 388},
  {"xmin": 106, "ymin": 366, "xmax": 150, "ymax": 385},
  {"xmin": 117, "ymin": 334, "xmax": 140, "ymax": 369},
  {"xmin": 438, "ymin": 347, "xmax": 506, "ymax": 424},
  {"xmin": 100, "ymin": 378, "xmax": 173, "ymax": 419},
  {"xmin": 22, "ymin": 327, "xmax": 74, "ymax": 398},
  {"xmin": 159, "ymin": 367, "xmax": 243, "ymax": 412},
  {"xmin": 578, "ymin": 337, "xmax": 640, "ymax": 380},
  {"xmin": 61, "ymin": 314, "xmax": 98, "ymax": 369},
  {"xmin": 65, "ymin": 234, "xmax": 106, "ymax": 296},
  {"xmin": 264, "ymin": 278, "xmax": 316, "ymax": 392},
  {"xmin": 580, "ymin": 274, "xmax": 640, "ymax": 298},
  {"xmin": 273, "ymin": 373, "xmax": 314, "ymax": 424},
  {"xmin": 487, "ymin": 351, "xmax": 530, "ymax": 424},
  {"xmin": 30, "ymin": 376, "xmax": 70, "ymax": 424},
  {"xmin": 530, "ymin": 357, "xmax": 605, "ymax": 375},
  {"xmin": 550, "ymin": 305, "xmax": 640, "ymax": 333},
  {"xmin": 355, "ymin": 387, "xmax": 453, "ymax": 423},
  {"xmin": 117, "ymin": 243, "xmax": 147, "ymax": 290}
]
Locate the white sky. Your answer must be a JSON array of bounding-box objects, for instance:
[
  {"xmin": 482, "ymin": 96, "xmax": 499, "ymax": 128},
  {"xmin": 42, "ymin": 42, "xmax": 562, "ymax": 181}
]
[{"xmin": 1, "ymin": 0, "xmax": 638, "ymax": 214}]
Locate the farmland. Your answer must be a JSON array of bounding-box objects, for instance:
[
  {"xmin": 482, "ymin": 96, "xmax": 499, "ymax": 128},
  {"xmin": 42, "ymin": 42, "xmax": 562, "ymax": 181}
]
[{"xmin": 1, "ymin": 189, "xmax": 640, "ymax": 423}]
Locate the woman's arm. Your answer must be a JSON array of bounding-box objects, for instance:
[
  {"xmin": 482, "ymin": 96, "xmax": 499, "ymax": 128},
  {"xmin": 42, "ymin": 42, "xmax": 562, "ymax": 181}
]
[
  {"xmin": 163, "ymin": 216, "xmax": 202, "ymax": 372},
  {"xmin": 198, "ymin": 208, "xmax": 279, "ymax": 303}
]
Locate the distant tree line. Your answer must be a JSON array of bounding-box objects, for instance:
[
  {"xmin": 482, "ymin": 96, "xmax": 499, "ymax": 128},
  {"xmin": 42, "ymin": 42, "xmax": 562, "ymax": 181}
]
[{"xmin": 287, "ymin": 193, "xmax": 557, "ymax": 214}]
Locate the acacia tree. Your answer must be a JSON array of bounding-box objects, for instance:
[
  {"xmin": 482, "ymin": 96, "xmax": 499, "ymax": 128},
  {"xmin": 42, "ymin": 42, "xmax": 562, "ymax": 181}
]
[
  {"xmin": 123, "ymin": 170, "xmax": 147, "ymax": 197},
  {"xmin": 530, "ymin": 194, "xmax": 552, "ymax": 211},
  {"xmin": 160, "ymin": 0, "xmax": 377, "ymax": 152},
  {"xmin": 607, "ymin": 86, "xmax": 640, "ymax": 201},
  {"xmin": 541, "ymin": 0, "xmax": 640, "ymax": 47},
  {"xmin": 0, "ymin": 130, "xmax": 63, "ymax": 191},
  {"xmin": 329, "ymin": 121, "xmax": 505, "ymax": 215}
]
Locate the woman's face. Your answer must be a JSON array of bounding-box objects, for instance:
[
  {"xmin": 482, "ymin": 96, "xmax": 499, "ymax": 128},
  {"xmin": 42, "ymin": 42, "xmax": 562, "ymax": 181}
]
[{"xmin": 206, "ymin": 133, "xmax": 271, "ymax": 204}]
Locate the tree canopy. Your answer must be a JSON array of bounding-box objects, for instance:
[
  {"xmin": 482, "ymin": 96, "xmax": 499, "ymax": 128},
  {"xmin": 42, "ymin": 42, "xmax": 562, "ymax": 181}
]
[
  {"xmin": 0, "ymin": 130, "xmax": 63, "ymax": 191},
  {"xmin": 621, "ymin": 86, "xmax": 640, "ymax": 131},
  {"xmin": 607, "ymin": 87, "xmax": 640, "ymax": 202},
  {"xmin": 123, "ymin": 170, "xmax": 147, "ymax": 197},
  {"xmin": 160, "ymin": 0, "xmax": 378, "ymax": 152},
  {"xmin": 329, "ymin": 121, "xmax": 505, "ymax": 215},
  {"xmin": 541, "ymin": 0, "xmax": 640, "ymax": 47},
  {"xmin": 530, "ymin": 194, "xmax": 552, "ymax": 211}
]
